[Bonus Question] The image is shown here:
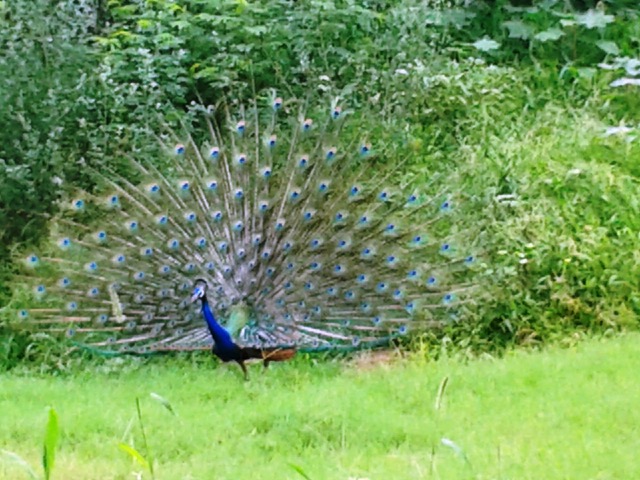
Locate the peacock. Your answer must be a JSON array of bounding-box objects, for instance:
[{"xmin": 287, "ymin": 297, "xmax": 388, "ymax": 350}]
[{"xmin": 13, "ymin": 91, "xmax": 480, "ymax": 379}]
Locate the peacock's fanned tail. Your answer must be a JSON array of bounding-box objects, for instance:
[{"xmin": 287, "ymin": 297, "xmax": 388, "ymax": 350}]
[{"xmin": 13, "ymin": 92, "xmax": 480, "ymax": 355}]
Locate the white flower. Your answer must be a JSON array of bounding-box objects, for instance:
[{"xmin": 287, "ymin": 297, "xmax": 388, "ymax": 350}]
[
  {"xmin": 605, "ymin": 125, "xmax": 634, "ymax": 136},
  {"xmin": 625, "ymin": 58, "xmax": 640, "ymax": 76},
  {"xmin": 610, "ymin": 78, "xmax": 640, "ymax": 87},
  {"xmin": 597, "ymin": 62, "xmax": 616, "ymax": 70}
]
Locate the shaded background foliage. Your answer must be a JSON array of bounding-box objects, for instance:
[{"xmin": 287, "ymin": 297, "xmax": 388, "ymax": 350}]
[{"xmin": 0, "ymin": 0, "xmax": 639, "ymax": 368}]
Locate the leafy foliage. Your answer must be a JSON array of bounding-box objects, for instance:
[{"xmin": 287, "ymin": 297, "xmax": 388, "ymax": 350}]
[
  {"xmin": 0, "ymin": 0, "xmax": 96, "ymax": 274},
  {"xmin": 1, "ymin": 0, "xmax": 639, "ymax": 366}
]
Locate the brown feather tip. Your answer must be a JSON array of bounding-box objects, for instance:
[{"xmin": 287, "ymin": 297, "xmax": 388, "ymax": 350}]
[
  {"xmin": 242, "ymin": 347, "xmax": 297, "ymax": 362},
  {"xmin": 262, "ymin": 348, "xmax": 297, "ymax": 362}
]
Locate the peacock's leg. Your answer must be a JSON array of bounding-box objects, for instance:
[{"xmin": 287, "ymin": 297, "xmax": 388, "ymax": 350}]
[{"xmin": 237, "ymin": 360, "xmax": 249, "ymax": 381}]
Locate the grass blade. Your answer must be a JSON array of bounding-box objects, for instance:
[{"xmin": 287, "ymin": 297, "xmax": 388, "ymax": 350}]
[
  {"xmin": 135, "ymin": 397, "xmax": 155, "ymax": 479},
  {"xmin": 118, "ymin": 443, "xmax": 150, "ymax": 471},
  {"xmin": 441, "ymin": 437, "xmax": 472, "ymax": 467},
  {"xmin": 120, "ymin": 414, "xmax": 136, "ymax": 443},
  {"xmin": 42, "ymin": 407, "xmax": 59, "ymax": 480},
  {"xmin": 150, "ymin": 392, "xmax": 177, "ymax": 416},
  {"xmin": 288, "ymin": 463, "xmax": 313, "ymax": 480},
  {"xmin": 1, "ymin": 450, "xmax": 38, "ymax": 480},
  {"xmin": 435, "ymin": 376, "xmax": 449, "ymax": 411}
]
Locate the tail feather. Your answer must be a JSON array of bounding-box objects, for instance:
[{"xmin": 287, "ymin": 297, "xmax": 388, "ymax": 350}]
[
  {"xmin": 241, "ymin": 347, "xmax": 297, "ymax": 363},
  {"xmin": 13, "ymin": 92, "xmax": 483, "ymax": 355}
]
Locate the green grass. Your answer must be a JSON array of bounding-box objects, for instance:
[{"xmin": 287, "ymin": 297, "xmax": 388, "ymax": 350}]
[{"xmin": 1, "ymin": 334, "xmax": 639, "ymax": 480}]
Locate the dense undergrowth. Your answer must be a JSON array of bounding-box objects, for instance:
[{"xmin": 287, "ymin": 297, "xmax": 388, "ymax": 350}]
[{"xmin": 1, "ymin": 0, "xmax": 639, "ymax": 369}]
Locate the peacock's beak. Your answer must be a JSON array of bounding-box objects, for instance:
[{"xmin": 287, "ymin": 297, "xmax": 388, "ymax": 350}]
[{"xmin": 189, "ymin": 287, "xmax": 203, "ymax": 303}]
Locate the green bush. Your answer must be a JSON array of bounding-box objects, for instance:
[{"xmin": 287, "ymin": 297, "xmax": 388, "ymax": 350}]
[
  {"xmin": 443, "ymin": 102, "xmax": 640, "ymax": 351},
  {"xmin": 1, "ymin": 0, "xmax": 639, "ymax": 367},
  {"xmin": 0, "ymin": 0, "xmax": 98, "ymax": 302}
]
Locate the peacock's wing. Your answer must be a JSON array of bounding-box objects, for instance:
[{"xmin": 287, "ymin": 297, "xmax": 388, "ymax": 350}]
[{"xmin": 14, "ymin": 92, "xmax": 482, "ymax": 354}]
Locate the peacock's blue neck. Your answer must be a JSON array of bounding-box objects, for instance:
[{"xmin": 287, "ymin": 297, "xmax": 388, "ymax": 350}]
[{"xmin": 201, "ymin": 298, "xmax": 235, "ymax": 350}]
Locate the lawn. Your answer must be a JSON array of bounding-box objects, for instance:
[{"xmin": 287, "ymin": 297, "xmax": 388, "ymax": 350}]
[{"xmin": 1, "ymin": 334, "xmax": 638, "ymax": 479}]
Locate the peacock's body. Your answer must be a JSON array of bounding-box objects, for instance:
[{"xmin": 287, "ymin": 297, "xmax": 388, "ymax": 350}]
[{"xmin": 14, "ymin": 92, "xmax": 480, "ymax": 377}]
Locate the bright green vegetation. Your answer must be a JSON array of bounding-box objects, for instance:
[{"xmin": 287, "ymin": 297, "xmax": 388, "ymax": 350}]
[
  {"xmin": 3, "ymin": 91, "xmax": 638, "ymax": 478},
  {"xmin": 1, "ymin": 3, "xmax": 639, "ymax": 476},
  {"xmin": 2, "ymin": 1, "xmax": 640, "ymax": 365},
  {"xmin": 2, "ymin": 333, "xmax": 639, "ymax": 479}
]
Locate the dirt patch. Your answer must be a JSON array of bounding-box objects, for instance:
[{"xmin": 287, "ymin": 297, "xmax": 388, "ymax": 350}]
[{"xmin": 348, "ymin": 349, "xmax": 402, "ymax": 371}]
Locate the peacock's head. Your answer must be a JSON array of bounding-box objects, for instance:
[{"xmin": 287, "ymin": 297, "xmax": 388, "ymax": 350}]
[{"xmin": 190, "ymin": 278, "xmax": 208, "ymax": 303}]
